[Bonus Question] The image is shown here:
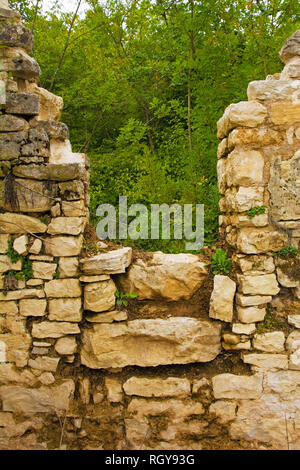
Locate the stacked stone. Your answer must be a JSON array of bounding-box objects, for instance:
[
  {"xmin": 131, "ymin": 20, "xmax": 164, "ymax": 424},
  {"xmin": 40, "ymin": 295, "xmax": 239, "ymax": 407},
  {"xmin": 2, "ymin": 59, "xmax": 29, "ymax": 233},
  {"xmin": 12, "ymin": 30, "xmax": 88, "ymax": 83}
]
[
  {"xmin": 0, "ymin": 5, "xmax": 89, "ymax": 392},
  {"xmin": 217, "ymin": 29, "xmax": 300, "ymax": 330}
]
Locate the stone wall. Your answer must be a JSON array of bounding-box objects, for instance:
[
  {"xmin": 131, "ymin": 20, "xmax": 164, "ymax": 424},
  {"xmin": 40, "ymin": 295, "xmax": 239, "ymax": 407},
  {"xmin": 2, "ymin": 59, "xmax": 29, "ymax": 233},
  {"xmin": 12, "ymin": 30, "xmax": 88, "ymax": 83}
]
[{"xmin": 0, "ymin": 4, "xmax": 300, "ymax": 450}]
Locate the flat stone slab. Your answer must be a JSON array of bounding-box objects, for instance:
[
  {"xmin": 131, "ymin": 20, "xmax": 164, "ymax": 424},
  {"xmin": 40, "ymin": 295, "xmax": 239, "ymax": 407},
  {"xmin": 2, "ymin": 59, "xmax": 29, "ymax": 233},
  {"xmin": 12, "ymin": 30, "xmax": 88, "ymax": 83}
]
[
  {"xmin": 81, "ymin": 317, "xmax": 221, "ymax": 369},
  {"xmin": 80, "ymin": 247, "xmax": 132, "ymax": 275}
]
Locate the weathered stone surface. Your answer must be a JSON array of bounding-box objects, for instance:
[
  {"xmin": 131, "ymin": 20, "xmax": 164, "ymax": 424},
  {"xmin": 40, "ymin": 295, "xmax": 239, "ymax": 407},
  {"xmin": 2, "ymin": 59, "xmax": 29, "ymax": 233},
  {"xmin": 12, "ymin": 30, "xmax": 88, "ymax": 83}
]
[
  {"xmin": 79, "ymin": 274, "xmax": 110, "ymax": 283},
  {"xmin": 236, "ymin": 294, "xmax": 272, "ymax": 307},
  {"xmin": 238, "ymin": 274, "xmax": 280, "ymax": 295},
  {"xmin": 288, "ymin": 315, "xmax": 300, "ymax": 329},
  {"xmin": 209, "ymin": 401, "xmax": 237, "ymax": 423},
  {"xmin": 119, "ymin": 253, "xmax": 207, "ymax": 301},
  {"xmin": 39, "ymin": 372, "xmax": 55, "ymax": 386},
  {"xmin": 227, "ymin": 127, "xmax": 283, "ymax": 149},
  {"xmin": 81, "ymin": 318, "xmax": 221, "ymax": 369},
  {"xmin": 225, "ymin": 187, "xmax": 264, "ymax": 212},
  {"xmin": 269, "ymin": 153, "xmax": 300, "ymax": 222},
  {"xmin": 0, "ymin": 115, "xmax": 29, "ymax": 132},
  {"xmin": 0, "ymin": 234, "xmax": 9, "ymax": 254},
  {"xmin": 55, "ymin": 336, "xmax": 77, "ymax": 355},
  {"xmin": 289, "ymin": 349, "xmax": 300, "ymax": 370},
  {"xmin": 192, "ymin": 378, "xmax": 210, "ymax": 394},
  {"xmin": 58, "ymin": 257, "xmax": 79, "ymax": 278},
  {"xmin": 13, "ymin": 235, "xmax": 28, "ymax": 255},
  {"xmin": 0, "ymin": 380, "xmax": 74, "ymax": 415},
  {"xmin": 33, "ymin": 262, "xmax": 57, "ymax": 280},
  {"xmin": 45, "ymin": 279, "xmax": 81, "ymax": 298},
  {"xmin": 81, "ymin": 247, "xmax": 132, "ymax": 275},
  {"xmin": 28, "ymin": 356, "xmax": 60, "ymax": 372},
  {"xmin": 280, "ymin": 29, "xmax": 300, "ymax": 64},
  {"xmin": 0, "ymin": 255, "xmax": 22, "ymax": 274},
  {"xmin": 84, "ymin": 279, "xmax": 116, "ymax": 313},
  {"xmin": 58, "ymin": 180, "xmax": 84, "ymax": 200},
  {"xmin": 105, "ymin": 378, "xmax": 123, "ymax": 403},
  {"xmin": 248, "ymin": 79, "xmax": 300, "ymax": 101},
  {"xmin": 86, "ymin": 310, "xmax": 128, "ymax": 323},
  {"xmin": 242, "ymin": 353, "xmax": 288, "ymax": 370},
  {"xmin": 271, "ymin": 102, "xmax": 300, "ymax": 125},
  {"xmin": 0, "ymin": 213, "xmax": 47, "ymax": 234},
  {"xmin": 2, "ymin": 48, "xmax": 40, "ymax": 80},
  {"xmin": 48, "ymin": 298, "xmax": 82, "ymax": 322},
  {"xmin": 237, "ymin": 306, "xmax": 266, "ymax": 323},
  {"xmin": 27, "ymin": 83, "xmax": 63, "ymax": 121},
  {"xmin": 79, "ymin": 377, "xmax": 90, "ymax": 404},
  {"xmin": 209, "ymin": 275, "xmax": 236, "ymax": 322},
  {"xmin": 47, "ymin": 217, "xmax": 84, "ymax": 236},
  {"xmin": 286, "ymin": 331, "xmax": 300, "ymax": 352},
  {"xmin": 0, "ymin": 179, "xmax": 56, "ymax": 213},
  {"xmin": 0, "ymin": 364, "xmax": 37, "ymax": 386},
  {"xmin": 123, "ymin": 377, "xmax": 191, "ymax": 398},
  {"xmin": 217, "ymin": 101, "xmax": 268, "ymax": 139},
  {"xmin": 277, "ymin": 265, "xmax": 299, "ymax": 288},
  {"xmin": 30, "ymin": 119, "xmax": 69, "ymax": 141},
  {"xmin": 0, "ymin": 130, "xmax": 27, "ymax": 159},
  {"xmin": 232, "ymin": 323, "xmax": 256, "ymax": 335},
  {"xmin": 236, "ymin": 255, "xmax": 275, "ymax": 275},
  {"xmin": 231, "ymin": 212, "xmax": 269, "ymax": 228},
  {"xmin": 0, "ymin": 301, "xmax": 18, "ymax": 315},
  {"xmin": 5, "ymin": 93, "xmax": 40, "ymax": 116},
  {"xmin": 217, "ymin": 158, "xmax": 226, "ymax": 194},
  {"xmin": 281, "ymin": 57, "xmax": 300, "ymax": 80},
  {"xmin": 226, "ymin": 149, "xmax": 264, "ymax": 187},
  {"xmin": 223, "ymin": 340, "xmax": 251, "ymax": 351},
  {"xmin": 62, "ymin": 200, "xmax": 86, "ymax": 217},
  {"xmin": 32, "ymin": 321, "xmax": 80, "ymax": 339},
  {"xmin": 212, "ymin": 373, "xmax": 262, "ymax": 399},
  {"xmin": 19, "ymin": 299, "xmax": 46, "ymax": 317},
  {"xmin": 0, "ymin": 23, "xmax": 33, "ymax": 51},
  {"xmin": 237, "ymin": 228, "xmax": 288, "ymax": 254},
  {"xmin": 253, "ymin": 332, "xmax": 285, "ymax": 353},
  {"xmin": 0, "ymin": 332, "xmax": 31, "ymax": 367},
  {"xmin": 44, "ymin": 235, "xmax": 83, "ymax": 257},
  {"xmin": 0, "ymin": 288, "xmax": 44, "ymax": 302}
]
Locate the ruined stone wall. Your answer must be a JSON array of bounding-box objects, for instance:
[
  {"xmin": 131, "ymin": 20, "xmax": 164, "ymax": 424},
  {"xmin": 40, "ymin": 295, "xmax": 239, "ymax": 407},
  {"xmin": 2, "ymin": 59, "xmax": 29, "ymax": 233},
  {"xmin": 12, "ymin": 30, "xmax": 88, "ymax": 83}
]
[{"xmin": 0, "ymin": 4, "xmax": 300, "ymax": 451}]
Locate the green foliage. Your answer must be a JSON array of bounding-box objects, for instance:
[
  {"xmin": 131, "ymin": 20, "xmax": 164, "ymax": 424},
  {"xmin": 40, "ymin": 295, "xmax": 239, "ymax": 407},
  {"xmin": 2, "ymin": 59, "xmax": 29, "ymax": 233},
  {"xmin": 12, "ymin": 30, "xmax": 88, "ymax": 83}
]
[
  {"xmin": 6, "ymin": 237, "xmax": 33, "ymax": 282},
  {"xmin": 275, "ymin": 245, "xmax": 300, "ymax": 258},
  {"xmin": 211, "ymin": 248, "xmax": 232, "ymax": 275},
  {"xmin": 7, "ymin": 237, "xmax": 22, "ymax": 264},
  {"xmin": 115, "ymin": 290, "xmax": 138, "ymax": 307},
  {"xmin": 247, "ymin": 206, "xmax": 266, "ymax": 220},
  {"xmin": 256, "ymin": 307, "xmax": 285, "ymax": 334}
]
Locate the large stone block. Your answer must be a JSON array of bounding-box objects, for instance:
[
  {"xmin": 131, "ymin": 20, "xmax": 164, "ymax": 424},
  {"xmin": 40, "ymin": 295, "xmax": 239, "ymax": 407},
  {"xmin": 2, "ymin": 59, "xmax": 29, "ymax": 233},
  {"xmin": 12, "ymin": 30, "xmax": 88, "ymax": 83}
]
[
  {"xmin": 237, "ymin": 228, "xmax": 288, "ymax": 254},
  {"xmin": 247, "ymin": 79, "xmax": 300, "ymax": 101},
  {"xmin": 0, "ymin": 179, "xmax": 56, "ymax": 213},
  {"xmin": 0, "ymin": 130, "xmax": 27, "ymax": 160},
  {"xmin": 32, "ymin": 321, "xmax": 80, "ymax": 339},
  {"xmin": 118, "ymin": 253, "xmax": 207, "ymax": 301},
  {"xmin": 44, "ymin": 279, "xmax": 81, "ymax": 298},
  {"xmin": 27, "ymin": 83, "xmax": 63, "ymax": 122},
  {"xmin": 84, "ymin": 279, "xmax": 116, "ymax": 313},
  {"xmin": 19, "ymin": 299, "xmax": 47, "ymax": 317},
  {"xmin": 279, "ymin": 30, "xmax": 300, "ymax": 64},
  {"xmin": 227, "ymin": 127, "xmax": 283, "ymax": 150},
  {"xmin": 226, "ymin": 149, "xmax": 264, "ymax": 187},
  {"xmin": 47, "ymin": 217, "xmax": 84, "ymax": 235},
  {"xmin": 44, "ymin": 235, "xmax": 83, "ymax": 257},
  {"xmin": 225, "ymin": 187, "xmax": 264, "ymax": 212},
  {"xmin": 0, "ymin": 23, "xmax": 33, "ymax": 51},
  {"xmin": 253, "ymin": 332, "xmax": 285, "ymax": 353},
  {"xmin": 209, "ymin": 275, "xmax": 236, "ymax": 322},
  {"xmin": 123, "ymin": 377, "xmax": 191, "ymax": 398},
  {"xmin": 237, "ymin": 306, "xmax": 266, "ymax": 323},
  {"xmin": 2, "ymin": 48, "xmax": 40, "ymax": 80},
  {"xmin": 32, "ymin": 262, "xmax": 57, "ymax": 280},
  {"xmin": 0, "ymin": 332, "xmax": 31, "ymax": 367},
  {"xmin": 212, "ymin": 373, "xmax": 262, "ymax": 399},
  {"xmin": 217, "ymin": 101, "xmax": 268, "ymax": 139},
  {"xmin": 271, "ymin": 102, "xmax": 300, "ymax": 125},
  {"xmin": 238, "ymin": 274, "xmax": 280, "ymax": 296},
  {"xmin": 0, "ymin": 213, "xmax": 47, "ymax": 234},
  {"xmin": 242, "ymin": 353, "xmax": 288, "ymax": 370},
  {"xmin": 5, "ymin": 93, "xmax": 40, "ymax": 116},
  {"xmin": 80, "ymin": 247, "xmax": 132, "ymax": 275},
  {"xmin": 81, "ymin": 317, "xmax": 221, "ymax": 369},
  {"xmin": 48, "ymin": 298, "xmax": 82, "ymax": 322}
]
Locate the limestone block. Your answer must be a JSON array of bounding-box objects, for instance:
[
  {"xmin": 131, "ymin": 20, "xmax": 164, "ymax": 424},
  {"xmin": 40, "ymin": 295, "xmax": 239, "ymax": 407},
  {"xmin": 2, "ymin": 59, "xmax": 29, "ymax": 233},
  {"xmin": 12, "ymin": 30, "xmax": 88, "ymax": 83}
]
[
  {"xmin": 29, "ymin": 239, "xmax": 42, "ymax": 255},
  {"xmin": 28, "ymin": 356, "xmax": 60, "ymax": 372},
  {"xmin": 0, "ymin": 364, "xmax": 37, "ymax": 386},
  {"xmin": 209, "ymin": 401, "xmax": 237, "ymax": 423},
  {"xmin": 0, "ymin": 213, "xmax": 47, "ymax": 234},
  {"xmin": 5, "ymin": 93, "xmax": 40, "ymax": 116},
  {"xmin": 79, "ymin": 377, "xmax": 90, "ymax": 404},
  {"xmin": 237, "ymin": 228, "xmax": 288, "ymax": 254},
  {"xmin": 217, "ymin": 158, "xmax": 226, "ymax": 194},
  {"xmin": 47, "ymin": 217, "xmax": 84, "ymax": 236},
  {"xmin": 30, "ymin": 119, "xmax": 69, "ymax": 141},
  {"xmin": 0, "ymin": 255, "xmax": 22, "ymax": 274},
  {"xmin": 236, "ymin": 255, "xmax": 275, "ymax": 275},
  {"xmin": 55, "ymin": 336, "xmax": 77, "ymax": 355},
  {"xmin": 0, "ymin": 380, "xmax": 74, "ymax": 415},
  {"xmin": 86, "ymin": 310, "xmax": 128, "ymax": 323},
  {"xmin": 253, "ymin": 332, "xmax": 285, "ymax": 353},
  {"xmin": 281, "ymin": 57, "xmax": 300, "ymax": 80},
  {"xmin": 264, "ymin": 370, "xmax": 300, "ymax": 396},
  {"xmin": 238, "ymin": 274, "xmax": 280, "ymax": 295},
  {"xmin": 289, "ymin": 349, "xmax": 300, "ymax": 370},
  {"xmin": 39, "ymin": 372, "xmax": 55, "ymax": 385},
  {"xmin": 0, "ymin": 234, "xmax": 9, "ymax": 254},
  {"xmin": 222, "ymin": 340, "xmax": 251, "ymax": 351},
  {"xmin": 32, "ymin": 262, "xmax": 57, "ymax": 280},
  {"xmin": 48, "ymin": 298, "xmax": 82, "ymax": 322},
  {"xmin": 123, "ymin": 377, "xmax": 190, "ymax": 398},
  {"xmin": 0, "ymin": 289, "xmax": 45, "ymax": 301},
  {"xmin": 225, "ymin": 187, "xmax": 264, "ymax": 212},
  {"xmin": 286, "ymin": 331, "xmax": 300, "ymax": 352},
  {"xmin": 81, "ymin": 318, "xmax": 221, "ymax": 369},
  {"xmin": 247, "ymin": 79, "xmax": 300, "ymax": 101},
  {"xmin": 212, "ymin": 373, "xmax": 262, "ymax": 399},
  {"xmin": 84, "ymin": 280, "xmax": 116, "ymax": 313},
  {"xmin": 242, "ymin": 353, "xmax": 288, "ymax": 370},
  {"xmin": 209, "ymin": 275, "xmax": 236, "ymax": 322},
  {"xmin": 0, "ymin": 333, "xmax": 31, "ymax": 367},
  {"xmin": 32, "ymin": 321, "xmax": 80, "ymax": 339},
  {"xmin": 58, "ymin": 257, "xmax": 79, "ymax": 278},
  {"xmin": 277, "ymin": 266, "xmax": 299, "ymax": 288},
  {"xmin": 118, "ymin": 252, "xmax": 207, "ymax": 301},
  {"xmin": 232, "ymin": 323, "xmax": 256, "ymax": 335},
  {"xmin": 228, "ymin": 127, "xmax": 283, "ymax": 149},
  {"xmin": 217, "ymin": 138, "xmax": 228, "ymax": 159},
  {"xmin": 0, "ymin": 114, "xmax": 29, "ymax": 132},
  {"xmin": 279, "ymin": 30, "xmax": 300, "ymax": 64},
  {"xmin": 59, "ymin": 180, "xmax": 84, "ymax": 201},
  {"xmin": 236, "ymin": 294, "xmax": 272, "ymax": 307},
  {"xmin": 1, "ymin": 47, "xmax": 40, "ymax": 80},
  {"xmin": 0, "ymin": 179, "xmax": 56, "ymax": 213},
  {"xmin": 192, "ymin": 378, "xmax": 210, "ymax": 394},
  {"xmin": 45, "ymin": 279, "xmax": 81, "ymax": 298},
  {"xmin": 79, "ymin": 275, "xmax": 110, "ymax": 283},
  {"xmin": 217, "ymin": 101, "xmax": 268, "ymax": 139},
  {"xmin": 105, "ymin": 378, "xmax": 123, "ymax": 403},
  {"xmin": 44, "ymin": 235, "xmax": 83, "ymax": 257},
  {"xmin": 0, "ymin": 301, "xmax": 18, "ymax": 315},
  {"xmin": 19, "ymin": 299, "xmax": 47, "ymax": 317},
  {"xmin": 226, "ymin": 149, "xmax": 264, "ymax": 187},
  {"xmin": 0, "ymin": 131, "xmax": 27, "ymax": 160},
  {"xmin": 0, "ymin": 23, "xmax": 33, "ymax": 51},
  {"xmin": 271, "ymin": 102, "xmax": 300, "ymax": 125},
  {"xmin": 237, "ymin": 306, "xmax": 266, "ymax": 323},
  {"xmin": 27, "ymin": 83, "xmax": 63, "ymax": 121},
  {"xmin": 81, "ymin": 247, "xmax": 132, "ymax": 275},
  {"xmin": 230, "ymin": 213, "xmax": 269, "ymax": 228},
  {"xmin": 288, "ymin": 315, "xmax": 300, "ymax": 328}
]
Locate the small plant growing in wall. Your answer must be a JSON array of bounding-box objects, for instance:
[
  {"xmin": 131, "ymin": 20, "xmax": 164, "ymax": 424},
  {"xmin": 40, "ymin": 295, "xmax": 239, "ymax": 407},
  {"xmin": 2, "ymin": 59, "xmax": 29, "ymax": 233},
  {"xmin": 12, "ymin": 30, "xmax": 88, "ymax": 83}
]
[
  {"xmin": 115, "ymin": 290, "xmax": 137, "ymax": 308},
  {"xmin": 4, "ymin": 237, "xmax": 34, "ymax": 288},
  {"xmin": 211, "ymin": 248, "xmax": 232, "ymax": 275},
  {"xmin": 247, "ymin": 206, "xmax": 266, "ymax": 220},
  {"xmin": 275, "ymin": 245, "xmax": 300, "ymax": 258}
]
